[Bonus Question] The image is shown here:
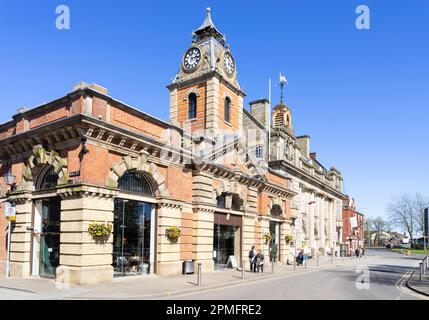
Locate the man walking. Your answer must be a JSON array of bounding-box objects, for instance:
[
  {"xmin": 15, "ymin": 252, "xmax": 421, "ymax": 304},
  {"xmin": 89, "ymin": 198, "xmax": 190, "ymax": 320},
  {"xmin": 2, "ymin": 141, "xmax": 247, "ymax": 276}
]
[{"xmin": 249, "ymin": 246, "xmax": 256, "ymax": 272}]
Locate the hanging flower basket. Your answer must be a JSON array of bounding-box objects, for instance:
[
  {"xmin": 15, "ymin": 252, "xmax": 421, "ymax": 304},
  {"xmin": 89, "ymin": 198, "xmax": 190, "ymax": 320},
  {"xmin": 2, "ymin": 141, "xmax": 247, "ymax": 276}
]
[
  {"xmin": 166, "ymin": 226, "xmax": 181, "ymax": 242},
  {"xmin": 285, "ymin": 234, "xmax": 293, "ymax": 244},
  {"xmin": 262, "ymin": 233, "xmax": 272, "ymax": 243},
  {"xmin": 88, "ymin": 222, "xmax": 112, "ymax": 240}
]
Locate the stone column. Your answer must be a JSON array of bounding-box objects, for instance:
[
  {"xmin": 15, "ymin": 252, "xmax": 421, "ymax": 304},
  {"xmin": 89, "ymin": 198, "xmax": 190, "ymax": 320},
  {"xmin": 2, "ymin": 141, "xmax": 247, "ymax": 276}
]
[
  {"xmin": 9, "ymin": 191, "xmax": 33, "ymax": 278},
  {"xmin": 193, "ymin": 208, "xmax": 214, "ymax": 272},
  {"xmin": 56, "ymin": 185, "xmax": 117, "ymax": 285},
  {"xmin": 308, "ymin": 191, "xmax": 315, "ymax": 252},
  {"xmin": 259, "ymin": 217, "xmax": 270, "ymax": 266},
  {"xmin": 156, "ymin": 202, "xmax": 183, "ymax": 276},
  {"xmin": 279, "ymin": 220, "xmax": 292, "ymax": 264},
  {"xmin": 320, "ymin": 197, "xmax": 326, "ymax": 255},
  {"xmin": 206, "ymin": 77, "xmax": 219, "ymax": 138},
  {"xmin": 242, "ymin": 214, "xmax": 257, "ymax": 268}
]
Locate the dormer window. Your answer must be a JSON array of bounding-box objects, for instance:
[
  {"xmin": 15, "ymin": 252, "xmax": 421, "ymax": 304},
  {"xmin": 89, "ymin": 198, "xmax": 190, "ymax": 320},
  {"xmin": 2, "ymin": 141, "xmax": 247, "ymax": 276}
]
[
  {"xmin": 224, "ymin": 97, "xmax": 231, "ymax": 123},
  {"xmin": 188, "ymin": 93, "xmax": 197, "ymax": 119}
]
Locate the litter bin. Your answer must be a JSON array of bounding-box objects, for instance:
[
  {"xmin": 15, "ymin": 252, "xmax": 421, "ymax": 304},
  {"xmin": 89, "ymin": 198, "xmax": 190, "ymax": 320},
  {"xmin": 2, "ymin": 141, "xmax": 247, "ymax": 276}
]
[{"xmin": 182, "ymin": 260, "xmax": 195, "ymax": 274}]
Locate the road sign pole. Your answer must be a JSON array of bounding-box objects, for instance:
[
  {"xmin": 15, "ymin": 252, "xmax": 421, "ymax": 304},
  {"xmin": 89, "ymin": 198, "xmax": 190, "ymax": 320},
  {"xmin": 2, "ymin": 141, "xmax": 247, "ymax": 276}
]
[{"xmin": 6, "ymin": 220, "xmax": 11, "ymax": 278}]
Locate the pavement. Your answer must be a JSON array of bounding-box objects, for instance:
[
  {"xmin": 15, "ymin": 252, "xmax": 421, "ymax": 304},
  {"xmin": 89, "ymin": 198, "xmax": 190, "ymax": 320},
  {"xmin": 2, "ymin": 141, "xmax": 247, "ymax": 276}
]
[
  {"xmin": 406, "ymin": 261, "xmax": 429, "ymax": 297},
  {"xmin": 0, "ymin": 249, "xmax": 427, "ymax": 300}
]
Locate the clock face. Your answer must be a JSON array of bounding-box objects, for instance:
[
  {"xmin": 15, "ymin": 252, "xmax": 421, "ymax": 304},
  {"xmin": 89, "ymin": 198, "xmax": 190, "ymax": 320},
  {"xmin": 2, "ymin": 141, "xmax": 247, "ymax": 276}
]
[
  {"xmin": 183, "ymin": 47, "xmax": 201, "ymax": 71},
  {"xmin": 224, "ymin": 52, "xmax": 235, "ymax": 76}
]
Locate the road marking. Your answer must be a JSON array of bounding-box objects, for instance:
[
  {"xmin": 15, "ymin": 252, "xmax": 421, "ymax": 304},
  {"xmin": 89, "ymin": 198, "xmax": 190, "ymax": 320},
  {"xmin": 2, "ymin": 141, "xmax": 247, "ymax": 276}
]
[{"xmin": 395, "ymin": 270, "xmax": 428, "ymax": 300}]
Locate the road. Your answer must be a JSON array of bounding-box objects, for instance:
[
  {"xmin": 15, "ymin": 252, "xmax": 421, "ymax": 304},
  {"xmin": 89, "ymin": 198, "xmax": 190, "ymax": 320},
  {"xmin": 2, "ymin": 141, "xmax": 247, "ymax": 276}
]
[{"xmin": 163, "ymin": 249, "xmax": 427, "ymax": 300}]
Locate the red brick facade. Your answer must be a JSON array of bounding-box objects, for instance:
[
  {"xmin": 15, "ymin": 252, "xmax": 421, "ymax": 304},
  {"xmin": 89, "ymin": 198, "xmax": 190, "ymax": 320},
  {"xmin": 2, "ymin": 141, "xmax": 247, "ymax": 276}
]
[{"xmin": 342, "ymin": 197, "xmax": 365, "ymax": 254}]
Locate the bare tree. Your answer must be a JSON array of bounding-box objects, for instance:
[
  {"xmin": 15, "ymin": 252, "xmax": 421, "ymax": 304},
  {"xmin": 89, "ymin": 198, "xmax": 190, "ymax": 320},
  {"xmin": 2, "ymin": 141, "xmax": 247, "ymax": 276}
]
[
  {"xmin": 386, "ymin": 194, "xmax": 416, "ymax": 243},
  {"xmin": 365, "ymin": 216, "xmax": 390, "ymax": 246},
  {"xmin": 414, "ymin": 193, "xmax": 429, "ymax": 237}
]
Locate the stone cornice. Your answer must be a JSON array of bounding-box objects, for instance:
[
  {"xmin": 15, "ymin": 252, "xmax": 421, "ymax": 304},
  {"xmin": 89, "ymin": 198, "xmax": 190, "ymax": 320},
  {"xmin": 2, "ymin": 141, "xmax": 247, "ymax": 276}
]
[
  {"xmin": 270, "ymin": 160, "xmax": 346, "ymax": 200},
  {"xmin": 57, "ymin": 183, "xmax": 119, "ymax": 200}
]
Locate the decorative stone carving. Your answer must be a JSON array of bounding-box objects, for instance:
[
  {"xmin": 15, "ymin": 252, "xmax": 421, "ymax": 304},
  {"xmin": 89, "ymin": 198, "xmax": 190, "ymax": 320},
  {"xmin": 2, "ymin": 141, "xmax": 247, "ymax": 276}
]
[
  {"xmin": 105, "ymin": 154, "xmax": 168, "ymax": 197},
  {"xmin": 19, "ymin": 144, "xmax": 68, "ymax": 191}
]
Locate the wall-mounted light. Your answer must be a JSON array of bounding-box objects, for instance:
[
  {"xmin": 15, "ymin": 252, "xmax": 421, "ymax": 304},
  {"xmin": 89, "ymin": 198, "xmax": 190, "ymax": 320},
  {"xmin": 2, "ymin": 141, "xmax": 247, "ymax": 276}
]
[{"xmin": 3, "ymin": 163, "xmax": 16, "ymax": 187}]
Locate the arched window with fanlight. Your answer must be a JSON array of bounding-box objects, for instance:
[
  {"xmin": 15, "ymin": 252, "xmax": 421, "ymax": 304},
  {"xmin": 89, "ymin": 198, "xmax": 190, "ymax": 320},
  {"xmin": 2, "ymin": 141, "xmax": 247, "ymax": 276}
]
[
  {"xmin": 188, "ymin": 93, "xmax": 197, "ymax": 119},
  {"xmin": 118, "ymin": 171, "xmax": 155, "ymax": 197},
  {"xmin": 224, "ymin": 97, "xmax": 231, "ymax": 123},
  {"xmin": 35, "ymin": 165, "xmax": 59, "ymax": 191}
]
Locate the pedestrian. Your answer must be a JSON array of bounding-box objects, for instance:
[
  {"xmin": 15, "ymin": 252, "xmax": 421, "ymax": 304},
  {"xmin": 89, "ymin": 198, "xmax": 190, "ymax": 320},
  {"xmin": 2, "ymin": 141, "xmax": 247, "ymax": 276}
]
[
  {"xmin": 256, "ymin": 251, "xmax": 265, "ymax": 272},
  {"xmin": 248, "ymin": 246, "xmax": 257, "ymax": 272},
  {"xmin": 359, "ymin": 247, "xmax": 363, "ymax": 258},
  {"xmin": 355, "ymin": 248, "xmax": 359, "ymax": 258}
]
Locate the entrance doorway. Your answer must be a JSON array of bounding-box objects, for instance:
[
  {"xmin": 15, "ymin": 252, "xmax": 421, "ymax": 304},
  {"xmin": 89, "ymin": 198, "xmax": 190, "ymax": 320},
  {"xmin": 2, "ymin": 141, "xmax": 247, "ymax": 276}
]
[
  {"xmin": 213, "ymin": 213, "xmax": 242, "ymax": 269},
  {"xmin": 112, "ymin": 199, "xmax": 155, "ymax": 277},
  {"xmin": 33, "ymin": 197, "xmax": 61, "ymax": 278}
]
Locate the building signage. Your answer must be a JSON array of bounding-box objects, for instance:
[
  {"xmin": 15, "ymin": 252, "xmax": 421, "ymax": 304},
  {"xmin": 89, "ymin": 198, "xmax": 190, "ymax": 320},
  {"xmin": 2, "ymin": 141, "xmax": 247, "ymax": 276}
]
[
  {"xmin": 350, "ymin": 216, "xmax": 358, "ymax": 229},
  {"xmin": 69, "ymin": 171, "xmax": 81, "ymax": 178},
  {"xmin": 4, "ymin": 202, "xmax": 16, "ymax": 221}
]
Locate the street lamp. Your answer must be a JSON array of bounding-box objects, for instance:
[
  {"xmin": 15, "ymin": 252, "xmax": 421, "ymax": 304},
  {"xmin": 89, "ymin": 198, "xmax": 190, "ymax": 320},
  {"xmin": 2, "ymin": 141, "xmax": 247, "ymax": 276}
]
[
  {"xmin": 3, "ymin": 168, "xmax": 16, "ymax": 188},
  {"xmin": 3, "ymin": 164, "xmax": 16, "ymax": 278}
]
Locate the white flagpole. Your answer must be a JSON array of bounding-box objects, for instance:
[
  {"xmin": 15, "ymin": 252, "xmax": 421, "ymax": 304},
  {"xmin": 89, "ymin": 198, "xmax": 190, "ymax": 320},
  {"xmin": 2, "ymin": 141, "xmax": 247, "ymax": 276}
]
[{"xmin": 268, "ymin": 78, "xmax": 271, "ymax": 162}]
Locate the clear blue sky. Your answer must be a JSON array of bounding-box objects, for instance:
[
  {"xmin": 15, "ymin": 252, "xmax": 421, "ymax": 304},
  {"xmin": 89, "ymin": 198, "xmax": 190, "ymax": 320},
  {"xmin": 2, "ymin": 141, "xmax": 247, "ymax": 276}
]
[{"xmin": 1, "ymin": 1, "xmax": 428, "ymax": 219}]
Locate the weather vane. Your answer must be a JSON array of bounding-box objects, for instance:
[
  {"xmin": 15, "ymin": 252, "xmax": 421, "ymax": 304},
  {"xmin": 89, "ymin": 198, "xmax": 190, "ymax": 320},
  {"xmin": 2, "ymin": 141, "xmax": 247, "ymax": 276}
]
[{"xmin": 279, "ymin": 72, "xmax": 288, "ymax": 103}]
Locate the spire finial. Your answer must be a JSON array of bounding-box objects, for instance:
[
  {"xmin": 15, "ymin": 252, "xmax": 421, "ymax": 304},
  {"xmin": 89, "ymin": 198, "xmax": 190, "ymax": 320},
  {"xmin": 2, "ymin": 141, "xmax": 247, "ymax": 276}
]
[{"xmin": 279, "ymin": 72, "xmax": 288, "ymax": 103}]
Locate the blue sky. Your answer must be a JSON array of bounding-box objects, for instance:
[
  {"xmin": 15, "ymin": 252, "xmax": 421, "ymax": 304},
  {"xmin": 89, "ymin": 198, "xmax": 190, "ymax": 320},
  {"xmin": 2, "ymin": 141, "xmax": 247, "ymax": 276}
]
[{"xmin": 0, "ymin": 1, "xmax": 428, "ymax": 219}]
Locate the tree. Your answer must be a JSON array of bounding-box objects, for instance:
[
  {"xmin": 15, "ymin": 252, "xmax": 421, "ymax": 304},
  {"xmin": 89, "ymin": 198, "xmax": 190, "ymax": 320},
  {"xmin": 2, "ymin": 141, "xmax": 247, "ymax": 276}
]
[
  {"xmin": 386, "ymin": 194, "xmax": 416, "ymax": 244},
  {"xmin": 413, "ymin": 193, "xmax": 429, "ymax": 238},
  {"xmin": 365, "ymin": 216, "xmax": 389, "ymax": 246}
]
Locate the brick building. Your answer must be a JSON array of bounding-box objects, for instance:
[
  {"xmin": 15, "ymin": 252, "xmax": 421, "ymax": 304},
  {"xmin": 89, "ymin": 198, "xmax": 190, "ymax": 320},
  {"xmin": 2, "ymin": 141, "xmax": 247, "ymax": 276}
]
[
  {"xmin": 342, "ymin": 197, "xmax": 365, "ymax": 255},
  {"xmin": 0, "ymin": 8, "xmax": 346, "ymax": 284}
]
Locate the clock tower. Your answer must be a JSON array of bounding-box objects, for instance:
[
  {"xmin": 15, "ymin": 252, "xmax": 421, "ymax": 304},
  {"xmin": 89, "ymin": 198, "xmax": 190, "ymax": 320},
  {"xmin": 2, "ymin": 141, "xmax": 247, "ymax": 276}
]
[{"xmin": 167, "ymin": 8, "xmax": 245, "ymax": 139}]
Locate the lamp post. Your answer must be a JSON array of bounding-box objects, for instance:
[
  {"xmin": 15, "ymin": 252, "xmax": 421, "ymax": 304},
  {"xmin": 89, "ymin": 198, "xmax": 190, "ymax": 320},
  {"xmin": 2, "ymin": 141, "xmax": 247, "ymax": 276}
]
[{"xmin": 3, "ymin": 165, "xmax": 16, "ymax": 278}]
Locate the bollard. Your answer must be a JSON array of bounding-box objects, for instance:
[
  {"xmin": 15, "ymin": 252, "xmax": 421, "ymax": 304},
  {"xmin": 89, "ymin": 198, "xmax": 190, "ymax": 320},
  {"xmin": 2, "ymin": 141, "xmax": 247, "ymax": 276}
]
[
  {"xmin": 241, "ymin": 260, "xmax": 245, "ymax": 279},
  {"xmin": 420, "ymin": 262, "xmax": 423, "ymax": 281},
  {"xmin": 197, "ymin": 263, "xmax": 202, "ymax": 286},
  {"xmin": 331, "ymin": 249, "xmax": 334, "ymax": 265},
  {"xmin": 272, "ymin": 262, "xmax": 274, "ymax": 274},
  {"xmin": 317, "ymin": 254, "xmax": 319, "ymax": 267},
  {"xmin": 304, "ymin": 257, "xmax": 307, "ymax": 269}
]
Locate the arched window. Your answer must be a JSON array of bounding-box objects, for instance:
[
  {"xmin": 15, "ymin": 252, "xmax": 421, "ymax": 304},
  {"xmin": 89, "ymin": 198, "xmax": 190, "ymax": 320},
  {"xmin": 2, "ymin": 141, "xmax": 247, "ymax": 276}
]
[
  {"xmin": 35, "ymin": 165, "xmax": 59, "ymax": 191},
  {"xmin": 271, "ymin": 204, "xmax": 282, "ymax": 216},
  {"xmin": 188, "ymin": 93, "xmax": 197, "ymax": 119},
  {"xmin": 118, "ymin": 171, "xmax": 154, "ymax": 196},
  {"xmin": 224, "ymin": 97, "xmax": 231, "ymax": 123}
]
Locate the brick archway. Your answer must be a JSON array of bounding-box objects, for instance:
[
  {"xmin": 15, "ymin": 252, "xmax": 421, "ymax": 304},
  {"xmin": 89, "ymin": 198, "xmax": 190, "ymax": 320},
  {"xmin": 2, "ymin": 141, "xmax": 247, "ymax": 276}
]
[
  {"xmin": 20, "ymin": 145, "xmax": 68, "ymax": 191},
  {"xmin": 105, "ymin": 153, "xmax": 168, "ymax": 197}
]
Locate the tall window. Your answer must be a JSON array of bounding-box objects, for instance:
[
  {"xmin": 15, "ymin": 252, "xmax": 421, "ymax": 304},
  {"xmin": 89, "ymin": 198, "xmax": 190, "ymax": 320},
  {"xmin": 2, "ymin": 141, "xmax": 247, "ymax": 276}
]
[
  {"xmin": 224, "ymin": 97, "xmax": 231, "ymax": 123},
  {"xmin": 216, "ymin": 193, "xmax": 226, "ymax": 208},
  {"xmin": 35, "ymin": 165, "xmax": 58, "ymax": 191},
  {"xmin": 271, "ymin": 204, "xmax": 282, "ymax": 216},
  {"xmin": 118, "ymin": 171, "xmax": 154, "ymax": 196},
  {"xmin": 188, "ymin": 93, "xmax": 197, "ymax": 119}
]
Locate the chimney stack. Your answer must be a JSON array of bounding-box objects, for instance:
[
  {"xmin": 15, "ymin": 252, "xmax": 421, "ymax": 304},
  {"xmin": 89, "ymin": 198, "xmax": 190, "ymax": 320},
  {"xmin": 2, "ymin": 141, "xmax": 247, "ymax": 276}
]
[{"xmin": 249, "ymin": 99, "xmax": 270, "ymax": 130}]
